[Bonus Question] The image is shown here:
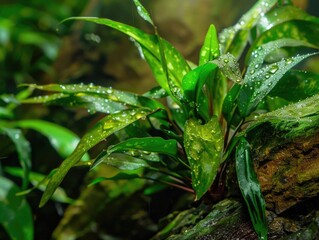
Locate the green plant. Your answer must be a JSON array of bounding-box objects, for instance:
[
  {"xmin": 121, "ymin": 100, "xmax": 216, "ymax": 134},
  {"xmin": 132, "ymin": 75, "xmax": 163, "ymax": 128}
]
[{"xmin": 21, "ymin": 0, "xmax": 319, "ymax": 239}]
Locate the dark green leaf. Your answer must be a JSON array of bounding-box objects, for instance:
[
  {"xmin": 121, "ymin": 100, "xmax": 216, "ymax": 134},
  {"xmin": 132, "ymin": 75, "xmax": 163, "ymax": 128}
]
[
  {"xmin": 222, "ymin": 83, "xmax": 241, "ymax": 124},
  {"xmin": 94, "ymin": 152, "xmax": 150, "ymax": 170},
  {"xmin": 40, "ymin": 108, "xmax": 154, "ymax": 207},
  {"xmin": 269, "ymin": 70, "xmax": 319, "ymax": 102},
  {"xmin": 88, "ymin": 172, "xmax": 141, "ymax": 186},
  {"xmin": 251, "ymin": 20, "xmax": 319, "ymax": 56},
  {"xmin": 235, "ymin": 138, "xmax": 267, "ymax": 240},
  {"xmin": 12, "ymin": 119, "xmax": 89, "ymax": 160},
  {"xmin": 62, "ymin": 17, "xmax": 190, "ymax": 104},
  {"xmin": 4, "ymin": 167, "xmax": 74, "ymax": 204},
  {"xmin": 0, "ymin": 176, "xmax": 34, "ymax": 240},
  {"xmin": 0, "ymin": 128, "xmax": 31, "ymax": 189},
  {"xmin": 238, "ymin": 51, "xmax": 317, "ymax": 117},
  {"xmin": 184, "ymin": 117, "xmax": 223, "ymax": 200},
  {"xmin": 199, "ymin": 24, "xmax": 219, "ymax": 65},
  {"xmin": 182, "ymin": 62, "xmax": 218, "ymax": 120},
  {"xmin": 108, "ymin": 137, "xmax": 178, "ymax": 156}
]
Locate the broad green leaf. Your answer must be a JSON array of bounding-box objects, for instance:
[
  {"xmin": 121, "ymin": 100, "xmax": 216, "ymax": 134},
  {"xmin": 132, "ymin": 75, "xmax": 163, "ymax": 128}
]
[
  {"xmin": 257, "ymin": 5, "xmax": 319, "ymax": 34},
  {"xmin": 62, "ymin": 17, "xmax": 190, "ymax": 104},
  {"xmin": 93, "ymin": 153, "xmax": 151, "ymax": 170},
  {"xmin": 40, "ymin": 108, "xmax": 154, "ymax": 207},
  {"xmin": 245, "ymin": 94, "xmax": 319, "ymax": 138},
  {"xmin": 238, "ymin": 52, "xmax": 317, "ymax": 117},
  {"xmin": 4, "ymin": 167, "xmax": 74, "ymax": 204},
  {"xmin": 0, "ymin": 128, "xmax": 31, "ymax": 189},
  {"xmin": 269, "ymin": 70, "xmax": 319, "ymax": 102},
  {"xmin": 199, "ymin": 24, "xmax": 219, "ymax": 65},
  {"xmin": 182, "ymin": 62, "xmax": 218, "ymax": 121},
  {"xmin": 132, "ymin": 0, "xmax": 154, "ymax": 25},
  {"xmin": 235, "ymin": 138, "xmax": 267, "ymax": 240},
  {"xmin": 219, "ymin": 0, "xmax": 277, "ymax": 57},
  {"xmin": 184, "ymin": 117, "xmax": 223, "ymax": 200},
  {"xmin": 22, "ymin": 83, "xmax": 164, "ymax": 111},
  {"xmin": 11, "ymin": 119, "xmax": 89, "ymax": 160},
  {"xmin": 0, "ymin": 176, "xmax": 33, "ymax": 240},
  {"xmin": 251, "ymin": 20, "xmax": 319, "ymax": 56},
  {"xmin": 107, "ymin": 137, "xmax": 178, "ymax": 156},
  {"xmin": 89, "ymin": 172, "xmax": 141, "ymax": 186}
]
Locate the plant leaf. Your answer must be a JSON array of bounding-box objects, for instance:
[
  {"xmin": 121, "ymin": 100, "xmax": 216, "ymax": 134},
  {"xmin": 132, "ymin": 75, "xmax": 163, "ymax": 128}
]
[
  {"xmin": 4, "ymin": 167, "xmax": 74, "ymax": 204},
  {"xmin": 132, "ymin": 0, "xmax": 154, "ymax": 25},
  {"xmin": 238, "ymin": 52, "xmax": 317, "ymax": 117},
  {"xmin": 108, "ymin": 137, "xmax": 178, "ymax": 156},
  {"xmin": 0, "ymin": 176, "xmax": 34, "ymax": 240},
  {"xmin": 39, "ymin": 108, "xmax": 154, "ymax": 207},
  {"xmin": 199, "ymin": 24, "xmax": 219, "ymax": 65},
  {"xmin": 93, "ymin": 152, "xmax": 150, "ymax": 170},
  {"xmin": 269, "ymin": 70, "xmax": 319, "ymax": 102},
  {"xmin": 235, "ymin": 137, "xmax": 267, "ymax": 240},
  {"xmin": 11, "ymin": 119, "xmax": 88, "ymax": 160},
  {"xmin": 184, "ymin": 117, "xmax": 223, "ymax": 200},
  {"xmin": 22, "ymin": 83, "xmax": 164, "ymax": 111},
  {"xmin": 219, "ymin": 0, "xmax": 277, "ymax": 57},
  {"xmin": 0, "ymin": 127, "xmax": 31, "ymax": 189},
  {"xmin": 89, "ymin": 172, "xmax": 141, "ymax": 186},
  {"xmin": 245, "ymin": 94, "xmax": 319, "ymax": 138},
  {"xmin": 62, "ymin": 17, "xmax": 190, "ymax": 104},
  {"xmin": 182, "ymin": 62, "xmax": 218, "ymax": 121}
]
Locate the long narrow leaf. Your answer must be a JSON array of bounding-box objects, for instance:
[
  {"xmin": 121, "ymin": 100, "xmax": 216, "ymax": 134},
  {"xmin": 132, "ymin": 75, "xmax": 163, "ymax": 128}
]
[
  {"xmin": 238, "ymin": 52, "xmax": 317, "ymax": 116},
  {"xmin": 236, "ymin": 137, "xmax": 267, "ymax": 240},
  {"xmin": 0, "ymin": 128, "xmax": 31, "ymax": 189},
  {"xmin": 199, "ymin": 24, "xmax": 220, "ymax": 65},
  {"xmin": 62, "ymin": 17, "xmax": 190, "ymax": 103},
  {"xmin": 40, "ymin": 108, "xmax": 154, "ymax": 207}
]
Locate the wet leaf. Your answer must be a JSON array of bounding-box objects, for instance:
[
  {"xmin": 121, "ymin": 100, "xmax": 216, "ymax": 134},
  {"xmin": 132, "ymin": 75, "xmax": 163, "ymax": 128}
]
[
  {"xmin": 0, "ymin": 127, "xmax": 31, "ymax": 189},
  {"xmin": 238, "ymin": 51, "xmax": 317, "ymax": 117},
  {"xmin": 212, "ymin": 53, "xmax": 242, "ymax": 84},
  {"xmin": 22, "ymin": 84, "xmax": 164, "ymax": 111},
  {"xmin": 0, "ymin": 176, "xmax": 34, "ymax": 240},
  {"xmin": 246, "ymin": 94, "xmax": 319, "ymax": 138},
  {"xmin": 107, "ymin": 137, "xmax": 178, "ymax": 156},
  {"xmin": 269, "ymin": 70, "xmax": 319, "ymax": 102},
  {"xmin": 251, "ymin": 20, "xmax": 319, "ymax": 56},
  {"xmin": 235, "ymin": 138, "xmax": 267, "ymax": 240},
  {"xmin": 184, "ymin": 117, "xmax": 223, "ymax": 200},
  {"xmin": 182, "ymin": 62, "xmax": 217, "ymax": 120},
  {"xmin": 39, "ymin": 108, "xmax": 154, "ymax": 207},
  {"xmin": 199, "ymin": 24, "xmax": 219, "ymax": 65},
  {"xmin": 257, "ymin": 5, "xmax": 319, "ymax": 33},
  {"xmin": 219, "ymin": 0, "xmax": 277, "ymax": 57},
  {"xmin": 12, "ymin": 119, "xmax": 89, "ymax": 160},
  {"xmin": 222, "ymin": 83, "xmax": 241, "ymax": 124},
  {"xmin": 93, "ymin": 153, "xmax": 150, "ymax": 170},
  {"xmin": 132, "ymin": 0, "xmax": 154, "ymax": 25},
  {"xmin": 62, "ymin": 17, "xmax": 190, "ymax": 104}
]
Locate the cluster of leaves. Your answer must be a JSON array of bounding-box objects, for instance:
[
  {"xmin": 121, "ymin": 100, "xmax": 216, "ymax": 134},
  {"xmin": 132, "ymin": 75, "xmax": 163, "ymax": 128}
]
[
  {"xmin": 0, "ymin": 87, "xmax": 91, "ymax": 239},
  {"xmin": 11, "ymin": 0, "xmax": 319, "ymax": 239}
]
